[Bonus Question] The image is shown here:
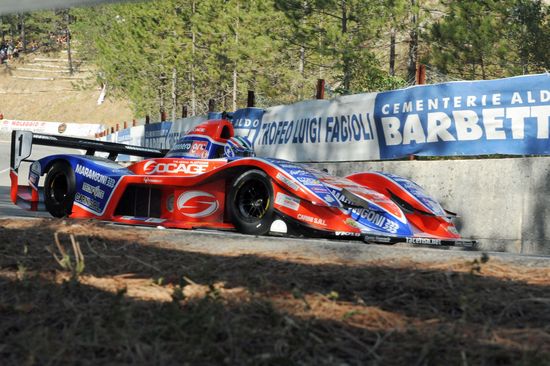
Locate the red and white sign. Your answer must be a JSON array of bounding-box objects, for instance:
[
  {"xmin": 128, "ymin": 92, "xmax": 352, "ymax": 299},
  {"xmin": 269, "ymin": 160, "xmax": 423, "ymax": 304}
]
[
  {"xmin": 0, "ymin": 119, "xmax": 103, "ymax": 137},
  {"xmin": 177, "ymin": 191, "xmax": 219, "ymax": 218}
]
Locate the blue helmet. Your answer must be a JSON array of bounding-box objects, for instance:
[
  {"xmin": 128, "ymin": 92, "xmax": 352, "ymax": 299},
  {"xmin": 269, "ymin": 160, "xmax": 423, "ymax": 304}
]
[{"xmin": 224, "ymin": 136, "xmax": 255, "ymax": 158}]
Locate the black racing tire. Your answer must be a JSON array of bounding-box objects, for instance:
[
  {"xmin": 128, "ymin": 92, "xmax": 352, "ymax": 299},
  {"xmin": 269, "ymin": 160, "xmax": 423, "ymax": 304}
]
[
  {"xmin": 227, "ymin": 169, "xmax": 274, "ymax": 236},
  {"xmin": 44, "ymin": 161, "xmax": 76, "ymax": 218}
]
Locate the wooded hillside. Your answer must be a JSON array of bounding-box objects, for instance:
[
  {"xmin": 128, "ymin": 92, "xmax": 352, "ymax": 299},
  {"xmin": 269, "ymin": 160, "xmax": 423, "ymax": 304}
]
[{"xmin": 2, "ymin": 0, "xmax": 549, "ymax": 120}]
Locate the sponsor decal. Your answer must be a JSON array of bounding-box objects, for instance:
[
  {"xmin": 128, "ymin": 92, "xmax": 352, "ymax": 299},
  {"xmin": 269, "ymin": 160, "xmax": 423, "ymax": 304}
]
[
  {"xmin": 370, "ymin": 236, "xmax": 392, "ymax": 243},
  {"xmin": 351, "ymin": 208, "xmax": 400, "ymax": 234},
  {"xmin": 75, "ymin": 192, "xmax": 101, "ymax": 212},
  {"xmin": 275, "ymin": 192, "xmax": 300, "ymax": 211},
  {"xmin": 275, "ymin": 172, "xmax": 299, "ymax": 191},
  {"xmin": 335, "ymin": 231, "xmax": 362, "ymax": 237},
  {"xmin": 82, "ymin": 182, "xmax": 105, "ymax": 199},
  {"xmin": 297, "ymin": 213, "xmax": 327, "ymax": 226},
  {"xmin": 143, "ymin": 160, "xmax": 209, "ymax": 175},
  {"xmin": 171, "ymin": 142, "xmax": 192, "ymax": 151},
  {"xmin": 177, "ymin": 191, "xmax": 219, "ymax": 218},
  {"xmin": 191, "ymin": 141, "xmax": 209, "ymax": 158},
  {"xmin": 277, "ymin": 162, "xmax": 300, "ymax": 169},
  {"xmin": 289, "ymin": 169, "xmax": 307, "ymax": 176},
  {"xmin": 296, "ymin": 176, "xmax": 322, "ymax": 186},
  {"xmin": 405, "ymin": 237, "xmax": 442, "ymax": 245},
  {"xmin": 311, "ymin": 186, "xmax": 330, "ymax": 194},
  {"xmin": 143, "ymin": 177, "xmax": 163, "ymax": 184},
  {"xmin": 75, "ymin": 164, "xmax": 116, "ymax": 188}
]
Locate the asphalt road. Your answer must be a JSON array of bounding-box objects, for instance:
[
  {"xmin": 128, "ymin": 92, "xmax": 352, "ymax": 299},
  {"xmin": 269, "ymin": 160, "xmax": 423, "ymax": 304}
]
[{"xmin": 1, "ymin": 138, "xmax": 549, "ymax": 267}]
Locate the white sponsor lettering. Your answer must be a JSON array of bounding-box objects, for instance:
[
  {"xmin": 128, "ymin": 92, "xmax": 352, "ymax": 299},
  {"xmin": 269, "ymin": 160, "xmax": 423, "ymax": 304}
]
[
  {"xmin": 75, "ymin": 192, "xmax": 101, "ymax": 212},
  {"xmin": 75, "ymin": 164, "xmax": 116, "ymax": 188},
  {"xmin": 405, "ymin": 237, "xmax": 442, "ymax": 245},
  {"xmin": 143, "ymin": 177, "xmax": 163, "ymax": 184},
  {"xmin": 335, "ymin": 231, "xmax": 361, "ymax": 237},
  {"xmin": 143, "ymin": 160, "xmax": 209, "ymax": 175},
  {"xmin": 382, "ymin": 105, "xmax": 550, "ymax": 145},
  {"xmin": 352, "ymin": 208, "xmax": 399, "ymax": 234},
  {"xmin": 297, "ymin": 213, "xmax": 327, "ymax": 226},
  {"xmin": 276, "ymin": 172, "xmax": 299, "ymax": 191},
  {"xmin": 82, "ymin": 182, "xmax": 105, "ymax": 199}
]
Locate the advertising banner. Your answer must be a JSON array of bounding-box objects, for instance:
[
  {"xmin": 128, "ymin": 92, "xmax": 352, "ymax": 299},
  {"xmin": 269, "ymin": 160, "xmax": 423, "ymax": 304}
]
[
  {"xmin": 0, "ymin": 119, "xmax": 104, "ymax": 137},
  {"xmin": 102, "ymin": 74, "xmax": 550, "ymax": 162},
  {"xmin": 254, "ymin": 95, "xmax": 379, "ymax": 161},
  {"xmin": 375, "ymin": 73, "xmax": 550, "ymax": 159}
]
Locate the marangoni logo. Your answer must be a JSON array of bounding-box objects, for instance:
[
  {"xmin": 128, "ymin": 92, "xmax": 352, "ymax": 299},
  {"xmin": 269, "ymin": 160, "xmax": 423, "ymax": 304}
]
[{"xmin": 177, "ymin": 191, "xmax": 219, "ymax": 218}]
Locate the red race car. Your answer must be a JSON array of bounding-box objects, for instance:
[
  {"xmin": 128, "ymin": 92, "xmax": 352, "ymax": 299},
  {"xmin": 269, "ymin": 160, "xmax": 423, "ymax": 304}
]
[{"xmin": 10, "ymin": 119, "xmax": 475, "ymax": 247}]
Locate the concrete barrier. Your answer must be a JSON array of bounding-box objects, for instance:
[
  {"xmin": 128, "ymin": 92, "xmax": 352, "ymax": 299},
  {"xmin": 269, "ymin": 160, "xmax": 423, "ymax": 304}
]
[{"xmin": 313, "ymin": 157, "xmax": 550, "ymax": 255}]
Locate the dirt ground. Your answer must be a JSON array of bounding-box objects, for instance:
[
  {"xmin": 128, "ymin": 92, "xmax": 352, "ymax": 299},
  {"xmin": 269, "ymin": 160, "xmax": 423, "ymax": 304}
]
[
  {"xmin": 0, "ymin": 53, "xmax": 133, "ymax": 127},
  {"xmin": 0, "ymin": 217, "xmax": 549, "ymax": 365}
]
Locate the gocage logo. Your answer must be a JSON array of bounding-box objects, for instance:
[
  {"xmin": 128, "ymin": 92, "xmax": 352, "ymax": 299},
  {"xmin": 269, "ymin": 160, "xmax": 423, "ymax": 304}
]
[
  {"xmin": 177, "ymin": 191, "xmax": 219, "ymax": 218},
  {"xmin": 143, "ymin": 160, "xmax": 209, "ymax": 175}
]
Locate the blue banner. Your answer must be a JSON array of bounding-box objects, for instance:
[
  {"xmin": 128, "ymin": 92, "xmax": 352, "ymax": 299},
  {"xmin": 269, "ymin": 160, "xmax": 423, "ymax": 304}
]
[
  {"xmin": 144, "ymin": 121, "xmax": 172, "ymax": 149},
  {"xmin": 374, "ymin": 74, "xmax": 550, "ymax": 159},
  {"xmin": 230, "ymin": 107, "xmax": 265, "ymax": 145}
]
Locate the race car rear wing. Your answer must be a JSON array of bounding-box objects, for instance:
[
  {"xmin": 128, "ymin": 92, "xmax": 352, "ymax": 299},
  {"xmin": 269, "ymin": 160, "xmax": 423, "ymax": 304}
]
[
  {"xmin": 9, "ymin": 130, "xmax": 168, "ymax": 206},
  {"xmin": 10, "ymin": 130, "xmax": 168, "ymax": 171}
]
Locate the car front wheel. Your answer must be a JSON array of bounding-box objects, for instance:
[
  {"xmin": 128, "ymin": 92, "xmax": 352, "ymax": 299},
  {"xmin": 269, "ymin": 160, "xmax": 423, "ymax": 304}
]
[
  {"xmin": 227, "ymin": 169, "xmax": 274, "ymax": 235},
  {"xmin": 44, "ymin": 161, "xmax": 76, "ymax": 218}
]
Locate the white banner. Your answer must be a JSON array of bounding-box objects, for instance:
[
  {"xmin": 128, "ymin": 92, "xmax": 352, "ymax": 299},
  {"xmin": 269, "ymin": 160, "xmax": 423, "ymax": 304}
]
[
  {"xmin": 0, "ymin": 119, "xmax": 104, "ymax": 137},
  {"xmin": 256, "ymin": 94, "xmax": 380, "ymax": 161}
]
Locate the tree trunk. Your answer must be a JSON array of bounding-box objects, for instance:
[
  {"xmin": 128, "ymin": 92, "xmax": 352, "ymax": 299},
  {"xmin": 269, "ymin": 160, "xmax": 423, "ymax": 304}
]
[
  {"xmin": 232, "ymin": 3, "xmax": 239, "ymax": 111},
  {"xmin": 341, "ymin": 0, "xmax": 351, "ymax": 92},
  {"xmin": 389, "ymin": 28, "xmax": 396, "ymax": 76},
  {"xmin": 66, "ymin": 13, "xmax": 73, "ymax": 75},
  {"xmin": 480, "ymin": 56, "xmax": 486, "ymax": 80},
  {"xmin": 171, "ymin": 67, "xmax": 177, "ymax": 122},
  {"xmin": 407, "ymin": 0, "xmax": 418, "ymax": 84},
  {"xmin": 191, "ymin": 1, "xmax": 197, "ymax": 116},
  {"xmin": 299, "ymin": 45, "xmax": 305, "ymax": 76},
  {"xmin": 19, "ymin": 14, "xmax": 26, "ymax": 52},
  {"xmin": 299, "ymin": 0, "xmax": 306, "ymax": 77},
  {"xmin": 1, "ymin": 17, "xmax": 4, "ymax": 43}
]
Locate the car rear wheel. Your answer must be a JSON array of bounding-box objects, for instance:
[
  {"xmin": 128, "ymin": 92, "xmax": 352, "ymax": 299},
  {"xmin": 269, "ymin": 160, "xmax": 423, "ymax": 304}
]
[
  {"xmin": 44, "ymin": 161, "xmax": 76, "ymax": 218},
  {"xmin": 228, "ymin": 169, "xmax": 274, "ymax": 235}
]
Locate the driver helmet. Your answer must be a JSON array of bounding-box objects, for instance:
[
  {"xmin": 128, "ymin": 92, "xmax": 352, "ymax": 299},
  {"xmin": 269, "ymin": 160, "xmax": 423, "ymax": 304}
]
[{"xmin": 224, "ymin": 136, "xmax": 255, "ymax": 158}]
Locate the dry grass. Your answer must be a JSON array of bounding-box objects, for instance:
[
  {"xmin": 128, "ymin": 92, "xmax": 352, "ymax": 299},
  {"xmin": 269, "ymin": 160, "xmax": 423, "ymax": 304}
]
[
  {"xmin": 1, "ymin": 218, "xmax": 549, "ymax": 365},
  {"xmin": 0, "ymin": 53, "xmax": 133, "ymax": 127}
]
